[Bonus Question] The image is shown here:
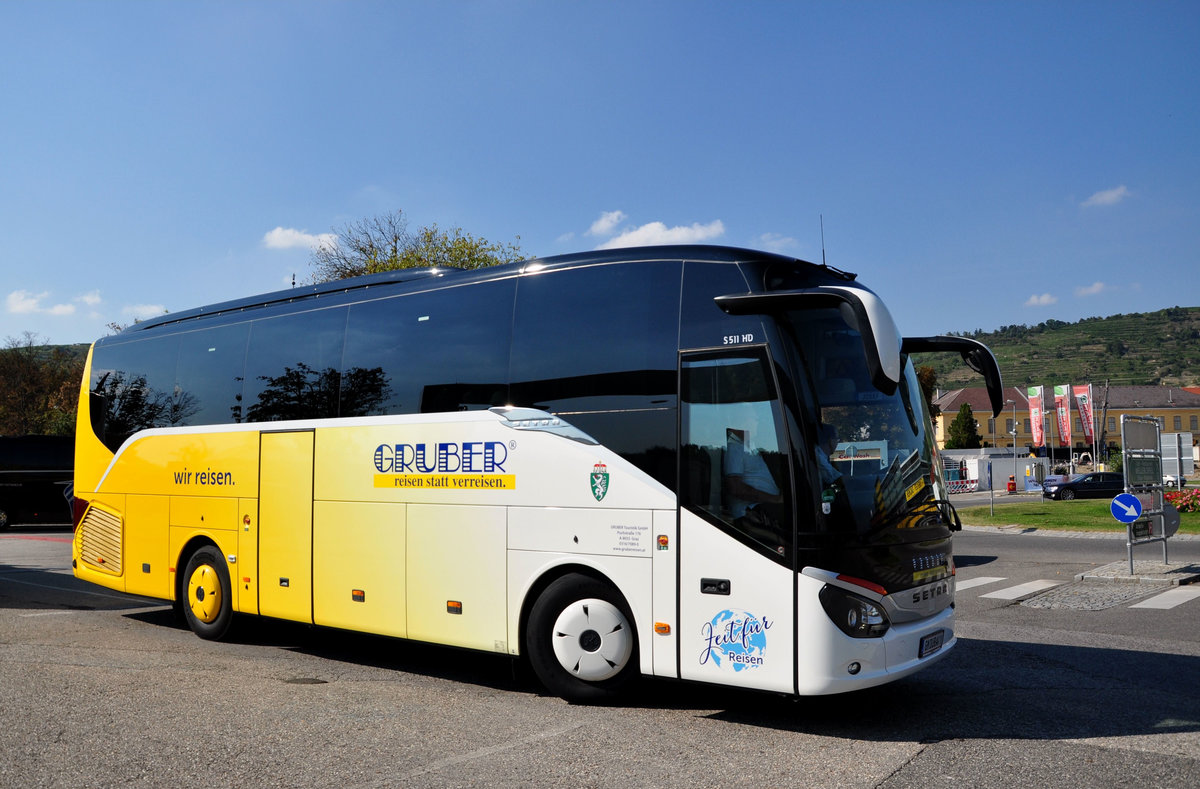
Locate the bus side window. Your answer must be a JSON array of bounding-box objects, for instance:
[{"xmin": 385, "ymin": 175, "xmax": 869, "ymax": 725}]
[
  {"xmin": 342, "ymin": 279, "xmax": 514, "ymax": 416},
  {"xmin": 679, "ymin": 260, "xmax": 759, "ymax": 350},
  {"xmin": 509, "ymin": 262, "xmax": 680, "ymax": 413},
  {"xmin": 242, "ymin": 307, "xmax": 346, "ymax": 422},
  {"xmin": 680, "ymin": 350, "xmax": 793, "ymax": 560},
  {"xmin": 176, "ymin": 322, "xmax": 250, "ymax": 426},
  {"xmin": 88, "ymin": 334, "xmax": 181, "ymax": 452}
]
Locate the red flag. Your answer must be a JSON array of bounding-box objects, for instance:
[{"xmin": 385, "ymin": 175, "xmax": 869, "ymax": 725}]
[
  {"xmin": 1054, "ymin": 385, "xmax": 1072, "ymax": 448},
  {"xmin": 1028, "ymin": 386, "xmax": 1045, "ymax": 447},
  {"xmin": 1073, "ymin": 385, "xmax": 1094, "ymax": 443}
]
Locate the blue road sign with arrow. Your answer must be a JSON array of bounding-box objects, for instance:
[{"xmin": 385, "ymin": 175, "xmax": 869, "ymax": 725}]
[{"xmin": 1111, "ymin": 493, "xmax": 1143, "ymax": 523}]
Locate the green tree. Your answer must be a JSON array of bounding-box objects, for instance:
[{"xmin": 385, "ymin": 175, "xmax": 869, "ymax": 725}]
[
  {"xmin": 945, "ymin": 403, "xmax": 983, "ymax": 449},
  {"xmin": 309, "ymin": 210, "xmax": 524, "ymax": 282},
  {"xmin": 0, "ymin": 333, "xmax": 84, "ymax": 436}
]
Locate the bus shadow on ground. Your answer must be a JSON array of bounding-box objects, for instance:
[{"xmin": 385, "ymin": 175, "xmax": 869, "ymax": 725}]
[
  {"xmin": 701, "ymin": 637, "xmax": 1200, "ymax": 743},
  {"xmin": 127, "ymin": 608, "xmax": 536, "ymax": 694},
  {"xmin": 0, "ymin": 562, "xmax": 158, "ymax": 612},
  {"xmin": 952, "ymin": 553, "xmax": 998, "ymax": 568},
  {"xmin": 124, "ymin": 607, "xmax": 1200, "ymax": 745}
]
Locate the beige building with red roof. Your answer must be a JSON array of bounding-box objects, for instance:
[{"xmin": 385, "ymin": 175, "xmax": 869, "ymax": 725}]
[{"xmin": 931, "ymin": 385, "xmax": 1200, "ymax": 454}]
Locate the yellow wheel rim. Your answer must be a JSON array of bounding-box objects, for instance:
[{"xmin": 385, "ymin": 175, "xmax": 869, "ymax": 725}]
[{"xmin": 187, "ymin": 564, "xmax": 222, "ymax": 624}]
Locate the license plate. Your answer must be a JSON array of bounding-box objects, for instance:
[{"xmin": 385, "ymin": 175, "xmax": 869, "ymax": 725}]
[{"xmin": 919, "ymin": 629, "xmax": 945, "ymax": 659}]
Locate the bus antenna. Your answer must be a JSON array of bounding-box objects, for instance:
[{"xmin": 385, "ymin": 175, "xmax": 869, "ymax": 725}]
[{"xmin": 820, "ymin": 215, "xmax": 827, "ymax": 266}]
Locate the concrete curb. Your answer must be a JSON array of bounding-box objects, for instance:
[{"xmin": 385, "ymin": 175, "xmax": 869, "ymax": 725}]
[{"xmin": 960, "ymin": 524, "xmax": 1200, "ymax": 541}]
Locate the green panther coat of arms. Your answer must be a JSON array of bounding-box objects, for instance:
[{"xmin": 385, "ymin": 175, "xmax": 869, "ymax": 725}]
[{"xmin": 590, "ymin": 462, "xmax": 609, "ymax": 502}]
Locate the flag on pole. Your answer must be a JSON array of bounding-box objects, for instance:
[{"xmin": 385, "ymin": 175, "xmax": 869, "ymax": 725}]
[
  {"xmin": 1054, "ymin": 385, "xmax": 1072, "ymax": 448},
  {"xmin": 1073, "ymin": 384, "xmax": 1094, "ymax": 443},
  {"xmin": 1028, "ymin": 386, "xmax": 1045, "ymax": 447}
]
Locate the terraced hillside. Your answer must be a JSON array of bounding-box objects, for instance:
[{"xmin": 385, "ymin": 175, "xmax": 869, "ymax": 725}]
[{"xmin": 911, "ymin": 306, "xmax": 1200, "ymax": 388}]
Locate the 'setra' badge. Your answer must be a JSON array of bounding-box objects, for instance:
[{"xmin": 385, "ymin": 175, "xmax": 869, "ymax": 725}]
[{"xmin": 590, "ymin": 462, "xmax": 610, "ymax": 502}]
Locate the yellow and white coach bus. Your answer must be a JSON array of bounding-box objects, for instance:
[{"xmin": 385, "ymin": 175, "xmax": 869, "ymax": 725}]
[{"xmin": 72, "ymin": 245, "xmax": 1002, "ymax": 701}]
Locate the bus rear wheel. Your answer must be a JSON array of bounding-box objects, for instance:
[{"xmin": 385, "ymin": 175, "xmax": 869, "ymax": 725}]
[
  {"xmin": 526, "ymin": 573, "xmax": 637, "ymax": 703},
  {"xmin": 182, "ymin": 546, "xmax": 233, "ymax": 640}
]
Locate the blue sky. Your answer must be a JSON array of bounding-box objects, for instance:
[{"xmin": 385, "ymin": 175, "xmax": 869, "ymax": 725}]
[{"xmin": 2, "ymin": 1, "xmax": 1197, "ymax": 346}]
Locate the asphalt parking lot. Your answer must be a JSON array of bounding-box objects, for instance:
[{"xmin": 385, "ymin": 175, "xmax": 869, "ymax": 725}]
[{"xmin": 3, "ymin": 527, "xmax": 1199, "ymax": 788}]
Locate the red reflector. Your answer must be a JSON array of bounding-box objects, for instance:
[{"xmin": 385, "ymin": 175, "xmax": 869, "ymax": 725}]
[
  {"xmin": 654, "ymin": 622, "xmax": 671, "ymax": 635},
  {"xmin": 835, "ymin": 574, "xmax": 888, "ymax": 596},
  {"xmin": 72, "ymin": 496, "xmax": 90, "ymax": 529}
]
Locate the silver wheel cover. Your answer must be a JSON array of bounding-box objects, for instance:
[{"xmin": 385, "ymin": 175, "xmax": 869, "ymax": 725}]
[{"xmin": 550, "ymin": 597, "xmax": 633, "ymax": 681}]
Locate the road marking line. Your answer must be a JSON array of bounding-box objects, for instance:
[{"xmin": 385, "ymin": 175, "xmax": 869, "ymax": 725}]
[
  {"xmin": 980, "ymin": 580, "xmax": 1061, "ymax": 600},
  {"xmin": 0, "ymin": 534, "xmax": 72, "ymax": 543},
  {"xmin": 387, "ymin": 723, "xmax": 583, "ymax": 784},
  {"xmin": 1129, "ymin": 586, "xmax": 1200, "ymax": 609},
  {"xmin": 956, "ymin": 576, "xmax": 1007, "ymax": 591}
]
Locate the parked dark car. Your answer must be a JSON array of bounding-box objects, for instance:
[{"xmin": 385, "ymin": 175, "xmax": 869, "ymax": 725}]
[{"xmin": 1042, "ymin": 471, "xmax": 1124, "ymax": 501}]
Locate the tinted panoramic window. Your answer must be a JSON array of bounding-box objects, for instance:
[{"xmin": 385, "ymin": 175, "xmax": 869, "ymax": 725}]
[
  {"xmin": 89, "ymin": 334, "xmax": 181, "ymax": 451},
  {"xmin": 342, "ymin": 279, "xmax": 514, "ymax": 416},
  {"xmin": 242, "ymin": 307, "xmax": 347, "ymax": 422},
  {"xmin": 509, "ymin": 261, "xmax": 680, "ymax": 412},
  {"xmin": 679, "ymin": 260, "xmax": 760, "ymax": 351},
  {"xmin": 175, "ymin": 322, "xmax": 250, "ymax": 427}
]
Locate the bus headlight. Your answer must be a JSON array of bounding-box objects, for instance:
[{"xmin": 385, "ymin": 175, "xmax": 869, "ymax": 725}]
[{"xmin": 819, "ymin": 585, "xmax": 890, "ymax": 638}]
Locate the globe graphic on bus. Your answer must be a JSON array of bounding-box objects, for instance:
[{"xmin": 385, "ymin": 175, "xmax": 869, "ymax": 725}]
[{"xmin": 705, "ymin": 609, "xmax": 769, "ymax": 672}]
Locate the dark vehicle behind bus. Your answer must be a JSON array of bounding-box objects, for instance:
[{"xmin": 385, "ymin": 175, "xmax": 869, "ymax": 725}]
[
  {"xmin": 1041, "ymin": 471, "xmax": 1124, "ymax": 501},
  {"xmin": 0, "ymin": 435, "xmax": 73, "ymax": 527}
]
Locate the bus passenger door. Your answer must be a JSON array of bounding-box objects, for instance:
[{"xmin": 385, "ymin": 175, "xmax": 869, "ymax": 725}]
[
  {"xmin": 677, "ymin": 350, "xmax": 797, "ymax": 694},
  {"xmin": 258, "ymin": 430, "xmax": 314, "ymax": 623}
]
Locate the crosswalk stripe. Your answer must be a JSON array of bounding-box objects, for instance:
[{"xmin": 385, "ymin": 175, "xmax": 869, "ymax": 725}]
[
  {"xmin": 1129, "ymin": 587, "xmax": 1200, "ymax": 610},
  {"xmin": 955, "ymin": 576, "xmax": 1006, "ymax": 591},
  {"xmin": 979, "ymin": 580, "xmax": 1061, "ymax": 600}
]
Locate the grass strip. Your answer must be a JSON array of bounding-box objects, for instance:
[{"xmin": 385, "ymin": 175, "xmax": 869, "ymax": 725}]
[{"xmin": 957, "ymin": 499, "xmax": 1200, "ymax": 535}]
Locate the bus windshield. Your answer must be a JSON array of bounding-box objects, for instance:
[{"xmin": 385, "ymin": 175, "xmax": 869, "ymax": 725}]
[{"xmin": 785, "ymin": 308, "xmax": 941, "ymax": 535}]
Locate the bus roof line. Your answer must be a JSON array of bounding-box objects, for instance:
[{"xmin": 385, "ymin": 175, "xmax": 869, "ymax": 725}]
[{"xmin": 122, "ymin": 244, "xmax": 844, "ymax": 334}]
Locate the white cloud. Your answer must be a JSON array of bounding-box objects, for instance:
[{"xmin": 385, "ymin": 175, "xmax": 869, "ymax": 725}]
[
  {"xmin": 123, "ymin": 304, "xmax": 167, "ymax": 320},
  {"xmin": 75, "ymin": 290, "xmax": 102, "ymax": 306},
  {"xmin": 756, "ymin": 233, "xmax": 798, "ymax": 254},
  {"xmin": 1075, "ymin": 281, "xmax": 1106, "ymax": 297},
  {"xmin": 587, "ymin": 210, "xmax": 627, "ymax": 237},
  {"xmin": 6, "ymin": 290, "xmax": 45, "ymax": 314},
  {"xmin": 6, "ymin": 289, "xmax": 75, "ymax": 316},
  {"xmin": 1081, "ymin": 185, "xmax": 1130, "ymax": 208},
  {"xmin": 596, "ymin": 219, "xmax": 725, "ymax": 250},
  {"xmin": 1025, "ymin": 293, "xmax": 1058, "ymax": 307},
  {"xmin": 262, "ymin": 226, "xmax": 337, "ymax": 250}
]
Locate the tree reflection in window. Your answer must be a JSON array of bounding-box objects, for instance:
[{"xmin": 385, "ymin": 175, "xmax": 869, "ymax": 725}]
[
  {"xmin": 91, "ymin": 371, "xmax": 200, "ymax": 450},
  {"xmin": 339, "ymin": 366, "xmax": 394, "ymax": 417},
  {"xmin": 242, "ymin": 363, "xmax": 392, "ymax": 422}
]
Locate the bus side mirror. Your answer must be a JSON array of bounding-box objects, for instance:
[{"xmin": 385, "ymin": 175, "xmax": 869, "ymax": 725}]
[{"xmin": 901, "ymin": 335, "xmax": 1005, "ymax": 418}]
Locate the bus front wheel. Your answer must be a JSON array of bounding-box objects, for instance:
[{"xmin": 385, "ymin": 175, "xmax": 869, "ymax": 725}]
[
  {"xmin": 526, "ymin": 573, "xmax": 637, "ymax": 703},
  {"xmin": 182, "ymin": 546, "xmax": 233, "ymax": 640}
]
